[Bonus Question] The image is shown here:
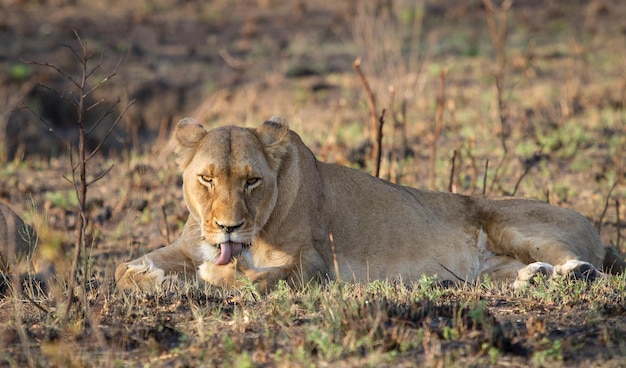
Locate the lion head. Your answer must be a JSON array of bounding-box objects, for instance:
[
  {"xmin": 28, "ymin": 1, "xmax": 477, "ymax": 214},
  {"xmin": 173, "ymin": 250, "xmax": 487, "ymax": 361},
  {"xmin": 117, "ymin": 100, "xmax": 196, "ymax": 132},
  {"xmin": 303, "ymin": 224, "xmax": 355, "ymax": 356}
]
[{"xmin": 174, "ymin": 117, "xmax": 291, "ymax": 265}]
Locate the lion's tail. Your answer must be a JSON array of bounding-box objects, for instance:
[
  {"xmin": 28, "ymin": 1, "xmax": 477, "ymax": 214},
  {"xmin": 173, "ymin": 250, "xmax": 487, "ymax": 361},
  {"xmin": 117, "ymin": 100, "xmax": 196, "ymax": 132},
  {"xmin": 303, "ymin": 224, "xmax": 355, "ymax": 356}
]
[{"xmin": 603, "ymin": 247, "xmax": 626, "ymax": 274}]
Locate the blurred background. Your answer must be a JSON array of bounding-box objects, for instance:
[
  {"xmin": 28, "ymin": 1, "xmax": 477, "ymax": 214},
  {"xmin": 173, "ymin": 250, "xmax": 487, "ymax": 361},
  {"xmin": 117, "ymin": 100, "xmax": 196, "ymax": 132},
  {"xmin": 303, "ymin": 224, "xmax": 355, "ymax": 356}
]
[{"xmin": 0, "ymin": 0, "xmax": 625, "ymax": 245}]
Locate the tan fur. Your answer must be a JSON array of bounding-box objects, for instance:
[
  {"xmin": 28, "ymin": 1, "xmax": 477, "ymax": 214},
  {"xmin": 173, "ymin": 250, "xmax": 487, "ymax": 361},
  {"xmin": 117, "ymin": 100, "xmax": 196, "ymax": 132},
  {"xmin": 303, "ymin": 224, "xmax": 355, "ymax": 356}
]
[
  {"xmin": 115, "ymin": 117, "xmax": 625, "ymax": 292},
  {"xmin": 0, "ymin": 203, "xmax": 38, "ymax": 275}
]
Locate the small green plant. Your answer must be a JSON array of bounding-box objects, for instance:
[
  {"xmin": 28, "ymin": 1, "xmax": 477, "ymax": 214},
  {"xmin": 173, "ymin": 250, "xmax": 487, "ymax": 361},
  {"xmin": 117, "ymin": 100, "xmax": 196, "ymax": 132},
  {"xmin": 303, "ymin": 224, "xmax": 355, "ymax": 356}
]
[
  {"xmin": 232, "ymin": 351, "xmax": 254, "ymax": 368},
  {"xmin": 442, "ymin": 326, "xmax": 458, "ymax": 341},
  {"xmin": 10, "ymin": 64, "xmax": 33, "ymax": 80},
  {"xmin": 532, "ymin": 338, "xmax": 564, "ymax": 366},
  {"xmin": 467, "ymin": 300, "xmax": 488, "ymax": 326},
  {"xmin": 486, "ymin": 343, "xmax": 500, "ymax": 364},
  {"xmin": 44, "ymin": 191, "xmax": 78, "ymax": 209}
]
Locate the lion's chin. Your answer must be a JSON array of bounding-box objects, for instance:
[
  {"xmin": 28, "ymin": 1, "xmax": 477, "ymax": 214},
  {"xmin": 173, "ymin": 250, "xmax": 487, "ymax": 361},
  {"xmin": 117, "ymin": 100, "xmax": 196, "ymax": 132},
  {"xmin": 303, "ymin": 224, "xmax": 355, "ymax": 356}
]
[{"xmin": 215, "ymin": 241, "xmax": 246, "ymax": 265}]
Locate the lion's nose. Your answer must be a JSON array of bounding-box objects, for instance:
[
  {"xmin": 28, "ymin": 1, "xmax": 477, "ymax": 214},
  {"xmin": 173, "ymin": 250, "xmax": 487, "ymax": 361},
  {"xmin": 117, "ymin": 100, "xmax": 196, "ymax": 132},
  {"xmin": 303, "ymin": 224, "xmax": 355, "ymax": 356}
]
[{"xmin": 215, "ymin": 221, "xmax": 244, "ymax": 233}]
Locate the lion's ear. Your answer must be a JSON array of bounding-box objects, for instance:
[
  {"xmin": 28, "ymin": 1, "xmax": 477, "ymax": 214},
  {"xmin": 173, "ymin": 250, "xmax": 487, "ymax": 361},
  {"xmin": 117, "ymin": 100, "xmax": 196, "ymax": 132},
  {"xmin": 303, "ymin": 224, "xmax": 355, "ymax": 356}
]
[
  {"xmin": 256, "ymin": 116, "xmax": 289, "ymax": 144},
  {"xmin": 255, "ymin": 116, "xmax": 290, "ymax": 170},
  {"xmin": 175, "ymin": 118, "xmax": 207, "ymax": 166},
  {"xmin": 175, "ymin": 118, "xmax": 207, "ymax": 147}
]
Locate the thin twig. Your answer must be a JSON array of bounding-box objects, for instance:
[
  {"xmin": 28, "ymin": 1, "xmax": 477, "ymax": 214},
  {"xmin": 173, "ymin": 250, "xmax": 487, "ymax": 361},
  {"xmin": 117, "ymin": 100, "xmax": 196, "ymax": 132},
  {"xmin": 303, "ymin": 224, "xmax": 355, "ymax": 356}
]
[
  {"xmin": 21, "ymin": 288, "xmax": 50, "ymax": 314},
  {"xmin": 484, "ymin": 0, "xmax": 513, "ymax": 153},
  {"xmin": 329, "ymin": 233, "xmax": 340, "ymax": 283},
  {"xmin": 83, "ymin": 51, "xmax": 103, "ymax": 82},
  {"xmin": 482, "ymin": 159, "xmax": 489, "ymax": 196},
  {"xmin": 429, "ymin": 69, "xmax": 446, "ymax": 190},
  {"xmin": 64, "ymin": 31, "xmax": 89, "ymax": 321},
  {"xmin": 484, "ymin": 0, "xmax": 513, "ymax": 193},
  {"xmin": 218, "ymin": 49, "xmax": 248, "ymax": 70},
  {"xmin": 448, "ymin": 150, "xmax": 457, "ymax": 193},
  {"xmin": 21, "ymin": 60, "xmax": 80, "ymax": 90},
  {"xmin": 489, "ymin": 158, "xmax": 508, "ymax": 194},
  {"xmin": 17, "ymin": 102, "xmax": 72, "ymax": 147},
  {"xmin": 85, "ymin": 164, "xmax": 115, "ymax": 186},
  {"xmin": 161, "ymin": 205, "xmax": 171, "ymax": 244},
  {"xmin": 387, "ymin": 85, "xmax": 397, "ymax": 182},
  {"xmin": 353, "ymin": 57, "xmax": 378, "ymax": 145},
  {"xmin": 374, "ymin": 109, "xmax": 386, "ymax": 178},
  {"xmin": 438, "ymin": 263, "xmax": 466, "ymax": 283},
  {"xmin": 466, "ymin": 137, "xmax": 479, "ymax": 194},
  {"xmin": 616, "ymin": 199, "xmax": 622, "ymax": 251},
  {"xmin": 511, "ymin": 151, "xmax": 544, "ymax": 196},
  {"xmin": 85, "ymin": 98, "xmax": 119, "ymax": 136},
  {"xmin": 511, "ymin": 169, "xmax": 530, "ymax": 196},
  {"xmin": 83, "ymin": 56, "xmax": 121, "ymax": 98},
  {"xmin": 84, "ymin": 98, "xmax": 104, "ymax": 113},
  {"xmin": 33, "ymin": 82, "xmax": 81, "ymax": 111},
  {"xmin": 85, "ymin": 99, "xmax": 135, "ymax": 162},
  {"xmin": 597, "ymin": 179, "xmax": 620, "ymax": 234}
]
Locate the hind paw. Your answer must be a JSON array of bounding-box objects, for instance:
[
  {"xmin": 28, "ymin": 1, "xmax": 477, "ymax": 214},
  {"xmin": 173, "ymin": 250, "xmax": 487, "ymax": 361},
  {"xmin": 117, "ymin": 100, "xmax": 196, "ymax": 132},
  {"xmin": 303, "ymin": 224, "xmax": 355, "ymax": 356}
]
[
  {"xmin": 513, "ymin": 262, "xmax": 555, "ymax": 289},
  {"xmin": 554, "ymin": 260, "xmax": 602, "ymax": 282}
]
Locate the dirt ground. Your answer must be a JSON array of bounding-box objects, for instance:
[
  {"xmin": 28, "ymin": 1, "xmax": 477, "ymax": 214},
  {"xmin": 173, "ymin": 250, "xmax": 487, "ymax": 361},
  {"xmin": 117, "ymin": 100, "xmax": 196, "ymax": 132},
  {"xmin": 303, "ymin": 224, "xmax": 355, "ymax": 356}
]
[{"xmin": 1, "ymin": 0, "xmax": 626, "ymax": 366}]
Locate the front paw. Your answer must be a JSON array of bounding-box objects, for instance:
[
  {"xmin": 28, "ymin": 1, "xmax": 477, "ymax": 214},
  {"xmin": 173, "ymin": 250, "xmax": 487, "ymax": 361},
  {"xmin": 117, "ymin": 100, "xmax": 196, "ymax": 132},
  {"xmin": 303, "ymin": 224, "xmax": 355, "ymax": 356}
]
[
  {"xmin": 115, "ymin": 257, "xmax": 174, "ymax": 292},
  {"xmin": 197, "ymin": 254, "xmax": 256, "ymax": 289},
  {"xmin": 197, "ymin": 258, "xmax": 237, "ymax": 288}
]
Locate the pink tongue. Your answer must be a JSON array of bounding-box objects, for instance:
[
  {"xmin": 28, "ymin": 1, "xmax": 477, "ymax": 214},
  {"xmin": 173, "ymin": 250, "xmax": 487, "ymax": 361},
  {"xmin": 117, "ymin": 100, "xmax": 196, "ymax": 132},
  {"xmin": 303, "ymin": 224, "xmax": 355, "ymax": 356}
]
[
  {"xmin": 215, "ymin": 242, "xmax": 244, "ymax": 265},
  {"xmin": 215, "ymin": 242, "xmax": 232, "ymax": 265}
]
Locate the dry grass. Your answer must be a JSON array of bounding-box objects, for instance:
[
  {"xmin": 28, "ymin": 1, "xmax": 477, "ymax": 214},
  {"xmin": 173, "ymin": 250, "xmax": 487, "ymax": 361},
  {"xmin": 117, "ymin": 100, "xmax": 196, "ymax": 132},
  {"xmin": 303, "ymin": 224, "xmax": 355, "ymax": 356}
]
[{"xmin": 1, "ymin": 274, "xmax": 625, "ymax": 366}]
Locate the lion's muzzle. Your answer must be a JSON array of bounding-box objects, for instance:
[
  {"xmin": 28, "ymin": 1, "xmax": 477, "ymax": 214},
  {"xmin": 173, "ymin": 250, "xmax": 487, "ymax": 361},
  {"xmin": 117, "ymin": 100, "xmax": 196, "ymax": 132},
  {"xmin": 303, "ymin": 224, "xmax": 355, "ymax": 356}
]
[{"xmin": 215, "ymin": 221, "xmax": 244, "ymax": 234}]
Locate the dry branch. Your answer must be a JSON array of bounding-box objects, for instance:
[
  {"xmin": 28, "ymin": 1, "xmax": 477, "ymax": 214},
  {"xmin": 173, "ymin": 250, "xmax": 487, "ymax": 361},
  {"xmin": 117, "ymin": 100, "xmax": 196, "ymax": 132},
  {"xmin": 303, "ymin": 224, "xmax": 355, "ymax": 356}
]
[
  {"xmin": 511, "ymin": 151, "xmax": 544, "ymax": 196},
  {"xmin": 429, "ymin": 69, "xmax": 446, "ymax": 190},
  {"xmin": 597, "ymin": 179, "xmax": 620, "ymax": 234},
  {"xmin": 22, "ymin": 30, "xmax": 133, "ymax": 323},
  {"xmin": 353, "ymin": 59, "xmax": 378, "ymax": 138},
  {"xmin": 374, "ymin": 109, "xmax": 386, "ymax": 178},
  {"xmin": 484, "ymin": 0, "xmax": 513, "ymax": 193},
  {"xmin": 353, "ymin": 57, "xmax": 385, "ymax": 177},
  {"xmin": 466, "ymin": 137, "xmax": 479, "ymax": 194},
  {"xmin": 483, "ymin": 160, "xmax": 489, "ymax": 195},
  {"xmin": 616, "ymin": 199, "xmax": 622, "ymax": 251},
  {"xmin": 329, "ymin": 233, "xmax": 340, "ymax": 283},
  {"xmin": 448, "ymin": 150, "xmax": 457, "ymax": 193}
]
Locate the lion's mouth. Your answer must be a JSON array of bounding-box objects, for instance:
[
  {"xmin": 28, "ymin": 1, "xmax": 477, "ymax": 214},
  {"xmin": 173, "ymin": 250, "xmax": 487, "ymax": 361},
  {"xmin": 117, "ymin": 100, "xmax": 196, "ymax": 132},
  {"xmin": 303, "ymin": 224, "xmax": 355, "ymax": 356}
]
[{"xmin": 214, "ymin": 241, "xmax": 250, "ymax": 265}]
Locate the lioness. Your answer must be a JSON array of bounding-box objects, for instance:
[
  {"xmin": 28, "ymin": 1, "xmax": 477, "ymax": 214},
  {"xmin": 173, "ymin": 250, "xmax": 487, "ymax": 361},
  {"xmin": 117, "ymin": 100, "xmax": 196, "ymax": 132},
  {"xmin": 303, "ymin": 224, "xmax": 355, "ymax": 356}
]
[{"xmin": 115, "ymin": 117, "xmax": 624, "ymax": 292}]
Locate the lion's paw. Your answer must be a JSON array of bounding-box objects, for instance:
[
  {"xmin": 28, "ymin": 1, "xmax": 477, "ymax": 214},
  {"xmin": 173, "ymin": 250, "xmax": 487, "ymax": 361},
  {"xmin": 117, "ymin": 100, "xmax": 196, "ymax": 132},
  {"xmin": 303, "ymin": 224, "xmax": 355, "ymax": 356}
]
[
  {"xmin": 197, "ymin": 259, "xmax": 237, "ymax": 288},
  {"xmin": 115, "ymin": 256, "xmax": 174, "ymax": 292},
  {"xmin": 513, "ymin": 262, "xmax": 555, "ymax": 289},
  {"xmin": 197, "ymin": 253, "xmax": 255, "ymax": 288},
  {"xmin": 554, "ymin": 260, "xmax": 602, "ymax": 282}
]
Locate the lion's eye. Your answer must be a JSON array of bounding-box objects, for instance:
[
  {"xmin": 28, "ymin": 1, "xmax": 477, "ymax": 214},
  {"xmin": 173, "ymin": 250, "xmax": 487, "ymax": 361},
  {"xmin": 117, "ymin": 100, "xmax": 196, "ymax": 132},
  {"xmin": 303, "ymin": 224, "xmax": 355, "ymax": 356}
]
[
  {"xmin": 245, "ymin": 177, "xmax": 261, "ymax": 188},
  {"xmin": 199, "ymin": 175, "xmax": 214, "ymax": 186}
]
